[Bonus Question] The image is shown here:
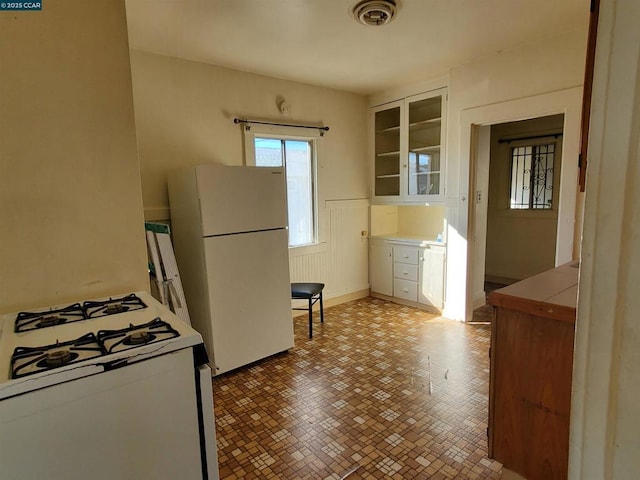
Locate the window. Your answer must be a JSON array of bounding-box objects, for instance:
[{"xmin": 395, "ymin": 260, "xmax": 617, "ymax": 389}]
[
  {"xmin": 509, "ymin": 143, "xmax": 555, "ymax": 209},
  {"xmin": 248, "ymin": 133, "xmax": 317, "ymax": 247}
]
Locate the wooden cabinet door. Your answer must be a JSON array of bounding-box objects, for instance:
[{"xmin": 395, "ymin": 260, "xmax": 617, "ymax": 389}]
[{"xmin": 490, "ymin": 308, "xmax": 574, "ymax": 480}]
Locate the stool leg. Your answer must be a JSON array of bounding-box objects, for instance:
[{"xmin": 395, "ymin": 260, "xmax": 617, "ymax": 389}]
[
  {"xmin": 308, "ymin": 298, "xmax": 313, "ymax": 339},
  {"xmin": 319, "ymin": 292, "xmax": 324, "ymax": 323}
]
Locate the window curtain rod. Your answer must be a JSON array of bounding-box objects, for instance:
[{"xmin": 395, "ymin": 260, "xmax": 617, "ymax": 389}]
[
  {"xmin": 233, "ymin": 117, "xmax": 330, "ymax": 134},
  {"xmin": 498, "ymin": 132, "xmax": 563, "ymax": 144}
]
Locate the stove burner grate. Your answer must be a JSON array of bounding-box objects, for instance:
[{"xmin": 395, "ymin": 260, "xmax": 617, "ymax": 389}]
[
  {"xmin": 14, "ymin": 293, "xmax": 148, "ymax": 332},
  {"xmin": 97, "ymin": 318, "xmax": 179, "ymax": 354},
  {"xmin": 83, "ymin": 293, "xmax": 147, "ymax": 319},
  {"xmin": 15, "ymin": 303, "xmax": 85, "ymax": 333},
  {"xmin": 10, "ymin": 333, "xmax": 106, "ymax": 379}
]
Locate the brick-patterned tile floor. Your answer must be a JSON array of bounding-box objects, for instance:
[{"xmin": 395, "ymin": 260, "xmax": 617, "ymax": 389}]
[{"xmin": 212, "ymin": 297, "xmax": 503, "ymax": 479}]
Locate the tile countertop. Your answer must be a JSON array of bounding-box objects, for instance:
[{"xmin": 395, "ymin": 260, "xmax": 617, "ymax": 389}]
[
  {"xmin": 369, "ymin": 234, "xmax": 446, "ymax": 247},
  {"xmin": 488, "ymin": 261, "xmax": 579, "ymax": 323}
]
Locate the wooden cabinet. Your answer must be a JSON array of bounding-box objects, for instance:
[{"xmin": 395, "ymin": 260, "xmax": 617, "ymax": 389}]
[
  {"xmin": 488, "ymin": 263, "xmax": 577, "ymax": 480},
  {"xmin": 369, "ymin": 238, "xmax": 446, "ymax": 311},
  {"xmin": 371, "ymin": 89, "xmax": 446, "ymax": 203}
]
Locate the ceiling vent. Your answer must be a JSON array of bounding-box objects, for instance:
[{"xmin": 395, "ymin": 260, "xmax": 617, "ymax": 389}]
[{"xmin": 352, "ymin": 0, "xmax": 397, "ymax": 26}]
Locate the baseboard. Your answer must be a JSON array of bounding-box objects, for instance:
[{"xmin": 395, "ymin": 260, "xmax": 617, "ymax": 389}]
[
  {"xmin": 291, "ymin": 289, "xmax": 370, "ymax": 317},
  {"xmin": 369, "ymin": 292, "xmax": 442, "ymax": 315}
]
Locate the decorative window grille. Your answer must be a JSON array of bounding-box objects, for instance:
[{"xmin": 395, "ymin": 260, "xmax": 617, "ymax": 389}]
[{"xmin": 509, "ymin": 143, "xmax": 555, "ymax": 209}]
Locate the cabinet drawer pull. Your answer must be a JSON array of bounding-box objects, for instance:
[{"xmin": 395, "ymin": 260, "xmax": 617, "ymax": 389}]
[{"xmin": 403, "ymin": 288, "xmax": 409, "ymax": 293}]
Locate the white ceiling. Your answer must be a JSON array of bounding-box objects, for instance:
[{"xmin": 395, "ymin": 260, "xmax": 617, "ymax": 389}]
[{"xmin": 125, "ymin": 0, "xmax": 588, "ymax": 96}]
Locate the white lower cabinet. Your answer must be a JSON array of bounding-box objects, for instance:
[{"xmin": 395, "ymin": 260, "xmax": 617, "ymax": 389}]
[
  {"xmin": 370, "ymin": 238, "xmax": 446, "ymax": 311},
  {"xmin": 369, "ymin": 240, "xmax": 393, "ymax": 297},
  {"xmin": 419, "ymin": 245, "xmax": 446, "ymax": 309},
  {"xmin": 393, "ymin": 246, "xmax": 420, "ymax": 302},
  {"xmin": 393, "ymin": 278, "xmax": 419, "ymax": 301}
]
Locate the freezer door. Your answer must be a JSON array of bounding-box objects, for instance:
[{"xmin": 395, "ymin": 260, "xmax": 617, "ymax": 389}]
[
  {"xmin": 195, "ymin": 164, "xmax": 288, "ymax": 236},
  {"xmin": 203, "ymin": 228, "xmax": 294, "ymax": 374}
]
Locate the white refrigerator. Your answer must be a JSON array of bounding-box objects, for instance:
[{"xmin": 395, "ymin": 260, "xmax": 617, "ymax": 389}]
[{"xmin": 168, "ymin": 164, "xmax": 294, "ymax": 375}]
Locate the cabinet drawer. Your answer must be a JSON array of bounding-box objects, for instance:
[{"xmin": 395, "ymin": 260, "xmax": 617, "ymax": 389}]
[
  {"xmin": 394, "ymin": 262, "xmax": 419, "ymax": 281},
  {"xmin": 393, "ymin": 247, "xmax": 419, "ymax": 265},
  {"xmin": 394, "ymin": 278, "xmax": 418, "ymax": 302}
]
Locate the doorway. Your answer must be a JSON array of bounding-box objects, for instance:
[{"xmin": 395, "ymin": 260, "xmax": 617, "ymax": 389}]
[
  {"xmin": 485, "ymin": 115, "xmax": 564, "ymax": 285},
  {"xmin": 469, "ymin": 114, "xmax": 566, "ymax": 314}
]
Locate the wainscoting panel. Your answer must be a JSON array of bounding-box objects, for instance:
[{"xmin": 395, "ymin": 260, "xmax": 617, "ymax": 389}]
[{"xmin": 289, "ymin": 199, "xmax": 369, "ymax": 301}]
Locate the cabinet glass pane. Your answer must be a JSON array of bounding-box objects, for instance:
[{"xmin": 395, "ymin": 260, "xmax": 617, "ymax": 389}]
[
  {"xmin": 407, "ymin": 96, "xmax": 442, "ymax": 196},
  {"xmin": 375, "ymin": 106, "xmax": 401, "ymax": 196},
  {"xmin": 408, "ymin": 152, "xmax": 440, "ymax": 195}
]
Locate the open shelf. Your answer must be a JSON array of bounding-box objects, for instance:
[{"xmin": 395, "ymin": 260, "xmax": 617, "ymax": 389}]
[
  {"xmin": 409, "ymin": 117, "xmax": 441, "ymax": 128},
  {"xmin": 377, "ymin": 125, "xmax": 401, "ymax": 133},
  {"xmin": 411, "ymin": 145, "xmax": 440, "ymax": 153},
  {"xmin": 377, "ymin": 150, "xmax": 401, "ymax": 157}
]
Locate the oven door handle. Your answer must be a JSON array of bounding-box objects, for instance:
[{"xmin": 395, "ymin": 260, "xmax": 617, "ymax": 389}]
[{"xmin": 101, "ymin": 358, "xmax": 129, "ymax": 371}]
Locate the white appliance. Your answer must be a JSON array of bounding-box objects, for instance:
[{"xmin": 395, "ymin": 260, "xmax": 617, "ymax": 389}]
[
  {"xmin": 0, "ymin": 291, "xmax": 219, "ymax": 480},
  {"xmin": 168, "ymin": 164, "xmax": 294, "ymax": 375}
]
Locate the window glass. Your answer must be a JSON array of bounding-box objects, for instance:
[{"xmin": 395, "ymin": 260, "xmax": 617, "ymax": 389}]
[{"xmin": 254, "ymin": 137, "xmax": 316, "ymax": 247}]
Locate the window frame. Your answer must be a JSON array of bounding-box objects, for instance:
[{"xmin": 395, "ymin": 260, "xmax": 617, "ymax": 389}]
[{"xmin": 243, "ymin": 124, "xmax": 319, "ymax": 248}]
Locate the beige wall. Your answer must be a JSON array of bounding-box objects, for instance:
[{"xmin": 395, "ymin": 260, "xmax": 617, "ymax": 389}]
[
  {"xmin": 485, "ymin": 115, "xmax": 564, "ymax": 282},
  {"xmin": 370, "ymin": 205, "xmax": 444, "ymax": 240},
  {"xmin": 444, "ymin": 27, "xmax": 588, "ymax": 320},
  {"xmin": 129, "ymin": 50, "xmax": 369, "ymax": 221},
  {"xmin": 128, "ymin": 50, "xmax": 370, "ymax": 299},
  {"xmin": 0, "ymin": 0, "xmax": 148, "ymax": 312}
]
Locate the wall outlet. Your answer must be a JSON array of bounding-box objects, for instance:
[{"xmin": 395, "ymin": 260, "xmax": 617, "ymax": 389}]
[{"xmin": 476, "ymin": 190, "xmax": 482, "ymax": 204}]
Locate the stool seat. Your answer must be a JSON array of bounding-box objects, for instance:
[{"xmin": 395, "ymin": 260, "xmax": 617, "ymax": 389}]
[
  {"xmin": 291, "ymin": 282, "xmax": 324, "ymax": 299},
  {"xmin": 291, "ymin": 282, "xmax": 325, "ymax": 338}
]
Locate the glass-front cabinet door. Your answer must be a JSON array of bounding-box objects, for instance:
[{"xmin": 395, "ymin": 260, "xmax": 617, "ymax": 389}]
[
  {"xmin": 373, "ymin": 100, "xmax": 402, "ymax": 198},
  {"xmin": 406, "ymin": 92, "xmax": 443, "ymax": 199},
  {"xmin": 371, "ymin": 89, "xmax": 446, "ymax": 203}
]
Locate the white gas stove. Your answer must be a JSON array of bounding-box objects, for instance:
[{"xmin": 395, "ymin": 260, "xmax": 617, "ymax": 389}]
[
  {"xmin": 0, "ymin": 291, "xmax": 203, "ymax": 399},
  {"xmin": 0, "ymin": 291, "xmax": 219, "ymax": 480}
]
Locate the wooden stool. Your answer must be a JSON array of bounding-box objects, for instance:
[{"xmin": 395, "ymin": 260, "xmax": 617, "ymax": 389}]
[{"xmin": 291, "ymin": 282, "xmax": 324, "ymax": 338}]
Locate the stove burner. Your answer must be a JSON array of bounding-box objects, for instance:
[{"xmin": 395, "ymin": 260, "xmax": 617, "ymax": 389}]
[
  {"xmin": 124, "ymin": 331, "xmax": 156, "ymax": 345},
  {"xmin": 40, "ymin": 350, "xmax": 77, "ymax": 368},
  {"xmin": 105, "ymin": 304, "xmax": 124, "ymax": 315},
  {"xmin": 37, "ymin": 315, "xmax": 65, "ymax": 328},
  {"xmin": 84, "ymin": 294, "xmax": 147, "ymax": 319}
]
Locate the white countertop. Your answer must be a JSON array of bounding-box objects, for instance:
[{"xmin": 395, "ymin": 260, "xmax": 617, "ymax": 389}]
[{"xmin": 369, "ymin": 234, "xmax": 446, "ymax": 247}]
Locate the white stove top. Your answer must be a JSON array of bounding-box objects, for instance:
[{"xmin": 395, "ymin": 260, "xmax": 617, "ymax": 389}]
[{"xmin": 0, "ymin": 291, "xmax": 204, "ymax": 400}]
